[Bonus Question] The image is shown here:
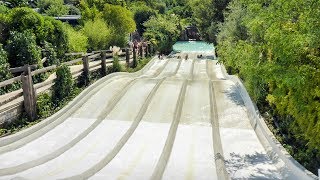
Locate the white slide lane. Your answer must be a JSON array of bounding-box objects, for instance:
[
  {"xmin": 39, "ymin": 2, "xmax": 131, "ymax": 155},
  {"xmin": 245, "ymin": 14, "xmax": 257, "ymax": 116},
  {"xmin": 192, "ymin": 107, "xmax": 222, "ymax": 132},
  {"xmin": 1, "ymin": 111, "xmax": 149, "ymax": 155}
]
[{"xmin": 0, "ymin": 54, "xmax": 317, "ymax": 180}]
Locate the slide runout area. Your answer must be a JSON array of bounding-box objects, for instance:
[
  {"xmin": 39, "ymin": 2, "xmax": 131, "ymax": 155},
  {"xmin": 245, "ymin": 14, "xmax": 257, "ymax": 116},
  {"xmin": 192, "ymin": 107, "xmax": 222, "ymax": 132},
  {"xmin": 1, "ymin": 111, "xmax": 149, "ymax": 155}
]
[
  {"xmin": 107, "ymin": 79, "xmax": 158, "ymax": 121},
  {"xmin": 0, "ymin": 79, "xmax": 160, "ymax": 180},
  {"xmin": 207, "ymin": 60, "xmax": 226, "ymax": 81},
  {"xmin": 212, "ymin": 80, "xmax": 282, "ymax": 179},
  {"xmin": 0, "ymin": 74, "xmax": 134, "ymax": 151},
  {"xmin": 141, "ymin": 79, "xmax": 183, "ymax": 123},
  {"xmin": 90, "ymin": 79, "xmax": 184, "ymax": 180},
  {"xmin": 72, "ymin": 77, "xmax": 134, "ymax": 119},
  {"xmin": 179, "ymin": 80, "xmax": 211, "ymax": 125},
  {"xmin": 90, "ymin": 122, "xmax": 171, "ymax": 180},
  {"xmin": 162, "ymin": 125, "xmax": 218, "ymax": 180},
  {"xmin": 193, "ymin": 60, "xmax": 209, "ymax": 80},
  {"xmin": 162, "ymin": 79, "xmax": 218, "ymax": 180},
  {"xmin": 141, "ymin": 59, "xmax": 169, "ymax": 77},
  {"xmin": 0, "ymin": 58, "xmax": 164, "ymax": 149},
  {"xmin": 174, "ymin": 59, "xmax": 194, "ymax": 79},
  {"xmin": 0, "ymin": 58, "xmax": 168, "ymax": 176},
  {"xmin": 0, "ymin": 77, "xmax": 137, "ymax": 176},
  {"xmin": 157, "ymin": 60, "xmax": 180, "ymax": 78}
]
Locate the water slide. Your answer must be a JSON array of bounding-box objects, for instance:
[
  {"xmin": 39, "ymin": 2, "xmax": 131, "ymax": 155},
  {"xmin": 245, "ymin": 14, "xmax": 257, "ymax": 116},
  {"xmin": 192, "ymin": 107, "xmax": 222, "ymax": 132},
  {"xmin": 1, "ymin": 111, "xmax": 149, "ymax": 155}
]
[{"xmin": 0, "ymin": 55, "xmax": 317, "ymax": 180}]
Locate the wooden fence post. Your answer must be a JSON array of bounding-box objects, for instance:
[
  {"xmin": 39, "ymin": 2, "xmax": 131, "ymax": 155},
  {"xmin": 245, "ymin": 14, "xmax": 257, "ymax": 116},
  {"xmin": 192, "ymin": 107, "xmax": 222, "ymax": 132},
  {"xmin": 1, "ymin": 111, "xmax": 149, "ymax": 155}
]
[
  {"xmin": 82, "ymin": 55, "xmax": 89, "ymax": 74},
  {"xmin": 21, "ymin": 65, "xmax": 37, "ymax": 120},
  {"xmin": 82, "ymin": 55, "xmax": 90, "ymax": 86},
  {"xmin": 133, "ymin": 48, "xmax": 137, "ymax": 68},
  {"xmin": 139, "ymin": 46, "xmax": 143, "ymax": 58},
  {"xmin": 125, "ymin": 48, "xmax": 130, "ymax": 67},
  {"xmin": 100, "ymin": 51, "xmax": 107, "ymax": 76},
  {"xmin": 145, "ymin": 45, "xmax": 149, "ymax": 57}
]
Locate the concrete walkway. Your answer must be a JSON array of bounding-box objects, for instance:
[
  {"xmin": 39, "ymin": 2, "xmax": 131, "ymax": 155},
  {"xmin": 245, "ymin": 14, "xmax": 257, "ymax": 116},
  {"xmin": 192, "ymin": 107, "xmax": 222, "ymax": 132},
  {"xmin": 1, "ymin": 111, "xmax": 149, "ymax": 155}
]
[{"xmin": 0, "ymin": 55, "xmax": 316, "ymax": 179}]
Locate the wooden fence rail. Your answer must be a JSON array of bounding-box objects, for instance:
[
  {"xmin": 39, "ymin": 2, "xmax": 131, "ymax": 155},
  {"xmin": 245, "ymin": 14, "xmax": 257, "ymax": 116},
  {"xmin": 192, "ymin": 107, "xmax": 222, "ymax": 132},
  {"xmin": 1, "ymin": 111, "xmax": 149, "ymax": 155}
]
[{"xmin": 0, "ymin": 45, "xmax": 153, "ymax": 122}]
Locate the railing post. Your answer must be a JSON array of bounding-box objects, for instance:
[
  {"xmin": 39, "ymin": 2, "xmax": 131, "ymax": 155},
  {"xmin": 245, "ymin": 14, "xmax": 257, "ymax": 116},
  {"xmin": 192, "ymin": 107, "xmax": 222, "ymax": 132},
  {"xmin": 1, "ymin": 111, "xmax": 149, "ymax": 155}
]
[
  {"xmin": 21, "ymin": 65, "xmax": 37, "ymax": 120},
  {"xmin": 81, "ymin": 54, "xmax": 90, "ymax": 86},
  {"xmin": 100, "ymin": 51, "xmax": 107, "ymax": 76},
  {"xmin": 133, "ymin": 48, "xmax": 137, "ymax": 68},
  {"xmin": 82, "ymin": 55, "xmax": 89, "ymax": 74},
  {"xmin": 139, "ymin": 46, "xmax": 143, "ymax": 58},
  {"xmin": 146, "ymin": 45, "xmax": 149, "ymax": 57},
  {"xmin": 125, "ymin": 48, "xmax": 130, "ymax": 67}
]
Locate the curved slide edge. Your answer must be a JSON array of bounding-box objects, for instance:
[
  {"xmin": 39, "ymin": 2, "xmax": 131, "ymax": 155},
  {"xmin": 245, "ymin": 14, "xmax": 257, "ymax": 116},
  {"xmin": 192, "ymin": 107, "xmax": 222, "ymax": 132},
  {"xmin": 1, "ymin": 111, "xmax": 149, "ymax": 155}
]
[
  {"xmin": 220, "ymin": 64, "xmax": 318, "ymax": 179},
  {"xmin": 0, "ymin": 57, "xmax": 158, "ymax": 148}
]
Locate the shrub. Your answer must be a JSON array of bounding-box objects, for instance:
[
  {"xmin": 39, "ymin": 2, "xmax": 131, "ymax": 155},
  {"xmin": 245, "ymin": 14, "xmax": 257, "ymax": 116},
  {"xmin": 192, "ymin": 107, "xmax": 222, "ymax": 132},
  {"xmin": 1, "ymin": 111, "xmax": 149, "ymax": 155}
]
[
  {"xmin": 67, "ymin": 5, "xmax": 81, "ymax": 15},
  {"xmin": 43, "ymin": 17, "xmax": 69, "ymax": 58},
  {"xmin": 82, "ymin": 18, "xmax": 111, "ymax": 51},
  {"xmin": 0, "ymin": 44, "xmax": 14, "ymax": 95},
  {"xmin": 5, "ymin": 30, "xmax": 41, "ymax": 67},
  {"xmin": 110, "ymin": 56, "xmax": 122, "ymax": 73},
  {"xmin": 43, "ymin": 42, "xmax": 59, "ymax": 66},
  {"xmin": 64, "ymin": 24, "xmax": 87, "ymax": 53},
  {"xmin": 36, "ymin": 93, "xmax": 53, "ymax": 118},
  {"xmin": 52, "ymin": 65, "xmax": 73, "ymax": 104},
  {"xmin": 8, "ymin": 7, "xmax": 45, "ymax": 43},
  {"xmin": 38, "ymin": 0, "xmax": 68, "ymax": 16}
]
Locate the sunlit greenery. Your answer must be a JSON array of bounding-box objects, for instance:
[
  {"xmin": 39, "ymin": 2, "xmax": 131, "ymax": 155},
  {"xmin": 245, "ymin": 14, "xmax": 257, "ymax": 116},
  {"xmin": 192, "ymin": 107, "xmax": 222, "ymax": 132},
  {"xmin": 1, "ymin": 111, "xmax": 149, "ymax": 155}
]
[{"xmin": 217, "ymin": 0, "xmax": 320, "ymax": 173}]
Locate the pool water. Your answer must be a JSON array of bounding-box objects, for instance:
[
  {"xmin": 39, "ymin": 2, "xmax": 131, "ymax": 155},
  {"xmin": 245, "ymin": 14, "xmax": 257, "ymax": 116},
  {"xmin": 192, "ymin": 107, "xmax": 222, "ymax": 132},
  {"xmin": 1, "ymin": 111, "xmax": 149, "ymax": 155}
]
[{"xmin": 173, "ymin": 41, "xmax": 214, "ymax": 52}]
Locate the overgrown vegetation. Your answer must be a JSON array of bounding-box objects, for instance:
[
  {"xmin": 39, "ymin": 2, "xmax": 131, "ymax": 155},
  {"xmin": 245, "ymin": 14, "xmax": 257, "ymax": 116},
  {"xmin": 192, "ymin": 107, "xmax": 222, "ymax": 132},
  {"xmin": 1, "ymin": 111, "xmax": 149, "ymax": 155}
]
[
  {"xmin": 52, "ymin": 65, "xmax": 74, "ymax": 104},
  {"xmin": 214, "ymin": 0, "xmax": 320, "ymax": 173}
]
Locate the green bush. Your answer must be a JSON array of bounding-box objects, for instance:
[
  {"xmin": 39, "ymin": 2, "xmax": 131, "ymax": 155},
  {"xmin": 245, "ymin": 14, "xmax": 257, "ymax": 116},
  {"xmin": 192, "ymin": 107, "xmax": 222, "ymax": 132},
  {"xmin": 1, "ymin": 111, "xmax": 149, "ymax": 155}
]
[
  {"xmin": 5, "ymin": 30, "xmax": 41, "ymax": 67},
  {"xmin": 43, "ymin": 42, "xmax": 59, "ymax": 66},
  {"xmin": 3, "ymin": 0, "xmax": 29, "ymax": 8},
  {"xmin": 64, "ymin": 24, "xmax": 88, "ymax": 53},
  {"xmin": 0, "ymin": 44, "xmax": 14, "ymax": 95},
  {"xmin": 36, "ymin": 93, "xmax": 53, "ymax": 118},
  {"xmin": 52, "ymin": 65, "xmax": 73, "ymax": 104},
  {"xmin": 67, "ymin": 5, "xmax": 81, "ymax": 15},
  {"xmin": 82, "ymin": 18, "xmax": 111, "ymax": 51},
  {"xmin": 43, "ymin": 17, "xmax": 69, "ymax": 58},
  {"xmin": 143, "ymin": 14, "xmax": 180, "ymax": 54},
  {"xmin": 38, "ymin": 0, "xmax": 69, "ymax": 16},
  {"xmin": 8, "ymin": 7, "xmax": 45, "ymax": 43},
  {"xmin": 110, "ymin": 56, "xmax": 122, "ymax": 73}
]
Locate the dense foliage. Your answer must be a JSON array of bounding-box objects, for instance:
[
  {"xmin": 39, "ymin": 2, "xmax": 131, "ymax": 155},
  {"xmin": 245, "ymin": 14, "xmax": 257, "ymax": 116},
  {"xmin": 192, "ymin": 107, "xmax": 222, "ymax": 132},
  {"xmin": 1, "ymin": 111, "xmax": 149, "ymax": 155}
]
[
  {"xmin": 217, "ymin": 0, "xmax": 320, "ymax": 173},
  {"xmin": 52, "ymin": 65, "xmax": 74, "ymax": 103},
  {"xmin": 144, "ymin": 14, "xmax": 180, "ymax": 54},
  {"xmin": 189, "ymin": 0, "xmax": 230, "ymax": 44},
  {"xmin": 0, "ymin": 44, "xmax": 14, "ymax": 95},
  {"xmin": 82, "ymin": 18, "xmax": 111, "ymax": 51},
  {"xmin": 5, "ymin": 30, "xmax": 41, "ymax": 67}
]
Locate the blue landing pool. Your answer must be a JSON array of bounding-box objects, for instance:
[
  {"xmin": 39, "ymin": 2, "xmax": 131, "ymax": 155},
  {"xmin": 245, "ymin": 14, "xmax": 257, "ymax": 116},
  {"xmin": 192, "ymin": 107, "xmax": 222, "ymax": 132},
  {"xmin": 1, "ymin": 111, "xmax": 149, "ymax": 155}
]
[{"xmin": 173, "ymin": 41, "xmax": 214, "ymax": 52}]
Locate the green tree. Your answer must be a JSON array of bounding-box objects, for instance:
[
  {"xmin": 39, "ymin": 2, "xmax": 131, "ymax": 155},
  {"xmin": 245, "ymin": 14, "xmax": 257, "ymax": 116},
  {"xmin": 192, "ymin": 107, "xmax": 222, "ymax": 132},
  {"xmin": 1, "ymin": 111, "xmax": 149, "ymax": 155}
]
[
  {"xmin": 132, "ymin": 4, "xmax": 156, "ymax": 35},
  {"xmin": 8, "ymin": 7, "xmax": 45, "ymax": 43},
  {"xmin": 43, "ymin": 17, "xmax": 69, "ymax": 57},
  {"xmin": 2, "ymin": 0, "xmax": 29, "ymax": 8},
  {"xmin": 217, "ymin": 0, "xmax": 320, "ymax": 173},
  {"xmin": 64, "ymin": 24, "xmax": 88, "ymax": 52},
  {"xmin": 37, "ymin": 0, "xmax": 69, "ymax": 16},
  {"xmin": 103, "ymin": 4, "xmax": 135, "ymax": 46},
  {"xmin": 143, "ymin": 14, "xmax": 180, "ymax": 54},
  {"xmin": 5, "ymin": 30, "xmax": 41, "ymax": 67},
  {"xmin": 190, "ymin": 0, "xmax": 230, "ymax": 44},
  {"xmin": 82, "ymin": 18, "xmax": 111, "ymax": 50}
]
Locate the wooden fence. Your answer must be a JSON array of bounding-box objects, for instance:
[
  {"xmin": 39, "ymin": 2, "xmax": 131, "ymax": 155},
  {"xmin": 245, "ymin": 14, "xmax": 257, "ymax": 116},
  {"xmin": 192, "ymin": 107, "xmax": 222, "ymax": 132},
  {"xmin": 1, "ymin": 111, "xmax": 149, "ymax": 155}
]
[{"xmin": 0, "ymin": 45, "xmax": 153, "ymax": 123}]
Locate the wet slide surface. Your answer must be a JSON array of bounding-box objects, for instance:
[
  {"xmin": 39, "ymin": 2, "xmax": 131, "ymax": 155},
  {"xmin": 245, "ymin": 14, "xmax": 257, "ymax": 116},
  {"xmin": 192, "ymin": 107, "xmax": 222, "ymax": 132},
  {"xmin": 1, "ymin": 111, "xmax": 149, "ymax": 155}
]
[{"xmin": 0, "ymin": 56, "xmax": 297, "ymax": 179}]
